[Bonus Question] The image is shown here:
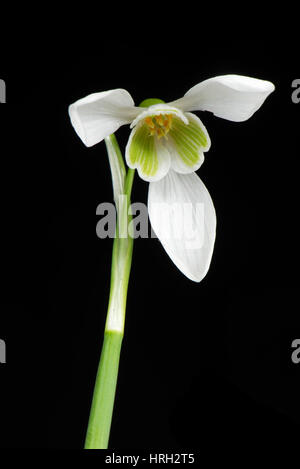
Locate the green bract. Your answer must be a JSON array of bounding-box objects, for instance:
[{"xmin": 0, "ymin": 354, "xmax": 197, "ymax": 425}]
[{"xmin": 139, "ymin": 98, "xmax": 165, "ymax": 107}]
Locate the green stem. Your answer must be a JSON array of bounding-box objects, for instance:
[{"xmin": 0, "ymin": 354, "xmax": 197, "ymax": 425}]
[
  {"xmin": 84, "ymin": 137, "xmax": 135, "ymax": 449},
  {"xmin": 84, "ymin": 331, "xmax": 123, "ymax": 449}
]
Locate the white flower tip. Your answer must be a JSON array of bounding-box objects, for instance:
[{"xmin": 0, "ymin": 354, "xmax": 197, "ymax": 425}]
[
  {"xmin": 174, "ymin": 252, "xmax": 214, "ymax": 283},
  {"xmin": 68, "ymin": 103, "xmax": 90, "ymax": 147},
  {"xmin": 222, "ymin": 75, "xmax": 276, "ymax": 121},
  {"xmin": 223, "ymin": 74, "xmax": 275, "ymax": 92},
  {"xmin": 264, "ymin": 80, "xmax": 275, "ymax": 93}
]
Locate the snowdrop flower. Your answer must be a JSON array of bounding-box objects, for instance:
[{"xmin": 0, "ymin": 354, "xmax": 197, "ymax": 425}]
[{"xmin": 69, "ymin": 75, "xmax": 274, "ymax": 282}]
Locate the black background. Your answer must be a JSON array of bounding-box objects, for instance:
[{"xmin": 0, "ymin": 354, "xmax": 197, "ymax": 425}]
[{"xmin": 0, "ymin": 23, "xmax": 299, "ymax": 462}]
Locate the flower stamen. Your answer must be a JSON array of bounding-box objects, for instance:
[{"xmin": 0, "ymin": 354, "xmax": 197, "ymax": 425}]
[{"xmin": 145, "ymin": 114, "xmax": 173, "ymax": 138}]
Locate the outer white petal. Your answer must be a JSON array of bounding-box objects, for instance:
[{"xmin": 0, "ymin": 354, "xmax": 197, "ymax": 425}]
[
  {"xmin": 148, "ymin": 170, "xmax": 216, "ymax": 282},
  {"xmin": 68, "ymin": 89, "xmax": 141, "ymax": 147},
  {"xmin": 169, "ymin": 75, "xmax": 275, "ymax": 122}
]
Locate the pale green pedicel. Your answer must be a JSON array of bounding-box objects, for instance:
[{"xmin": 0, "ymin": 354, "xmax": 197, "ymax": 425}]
[{"xmin": 85, "ymin": 136, "xmax": 135, "ymax": 449}]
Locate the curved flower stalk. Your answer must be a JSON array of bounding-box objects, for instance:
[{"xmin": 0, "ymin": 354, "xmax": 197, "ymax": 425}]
[
  {"xmin": 68, "ymin": 75, "xmax": 274, "ymax": 449},
  {"xmin": 69, "ymin": 75, "xmax": 275, "ymax": 282}
]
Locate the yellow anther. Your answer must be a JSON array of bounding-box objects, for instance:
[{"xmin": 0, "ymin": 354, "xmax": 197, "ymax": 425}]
[
  {"xmin": 144, "ymin": 113, "xmax": 173, "ymax": 139},
  {"xmin": 145, "ymin": 116, "xmax": 155, "ymax": 129},
  {"xmin": 156, "ymin": 114, "xmax": 164, "ymax": 126}
]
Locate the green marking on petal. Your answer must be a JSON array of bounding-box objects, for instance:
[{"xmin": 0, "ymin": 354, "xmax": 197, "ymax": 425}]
[
  {"xmin": 128, "ymin": 124, "xmax": 158, "ymax": 177},
  {"xmin": 169, "ymin": 116, "xmax": 208, "ymax": 167}
]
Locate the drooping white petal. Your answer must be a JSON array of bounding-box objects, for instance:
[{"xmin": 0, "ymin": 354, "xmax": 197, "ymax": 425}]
[
  {"xmin": 68, "ymin": 89, "xmax": 141, "ymax": 147},
  {"xmin": 169, "ymin": 75, "xmax": 275, "ymax": 122},
  {"xmin": 148, "ymin": 170, "xmax": 216, "ymax": 282}
]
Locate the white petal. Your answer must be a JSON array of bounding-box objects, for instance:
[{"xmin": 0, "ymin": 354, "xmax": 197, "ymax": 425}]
[
  {"xmin": 148, "ymin": 170, "xmax": 216, "ymax": 282},
  {"xmin": 169, "ymin": 75, "xmax": 275, "ymax": 122},
  {"xmin": 68, "ymin": 89, "xmax": 141, "ymax": 147}
]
